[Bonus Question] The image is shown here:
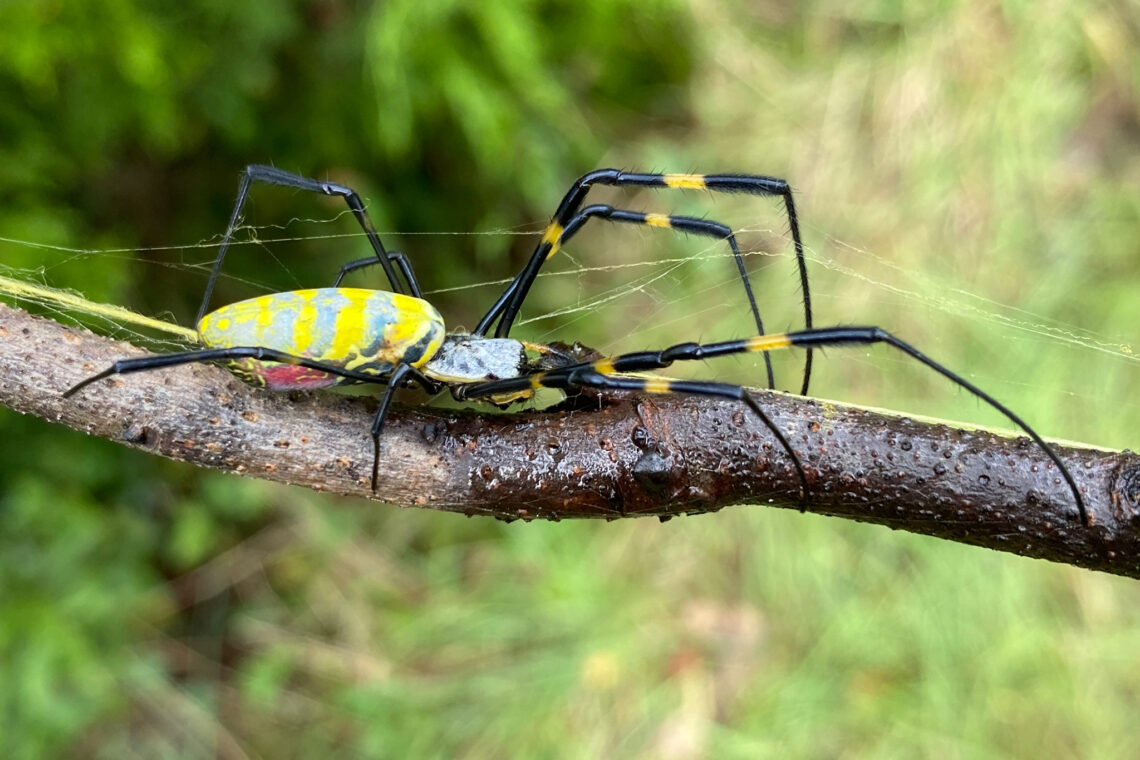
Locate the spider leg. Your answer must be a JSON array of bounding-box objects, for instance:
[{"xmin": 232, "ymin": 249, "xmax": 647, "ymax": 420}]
[
  {"xmin": 197, "ymin": 164, "xmax": 407, "ymax": 323},
  {"xmin": 333, "ymin": 251, "xmax": 423, "ymax": 297},
  {"xmin": 369, "ymin": 363, "xmax": 418, "ymax": 490},
  {"xmin": 457, "ymin": 326, "xmax": 1087, "ymax": 525},
  {"xmin": 65, "ymin": 348, "xmax": 443, "ymax": 492},
  {"xmin": 581, "ymin": 371, "xmax": 809, "ymax": 501},
  {"xmin": 475, "ymin": 169, "xmax": 812, "ymax": 394},
  {"xmin": 476, "ymin": 203, "xmax": 777, "ymax": 389},
  {"xmin": 63, "ymin": 345, "xmax": 407, "ymax": 399},
  {"xmin": 369, "ymin": 364, "xmax": 441, "ymax": 490},
  {"xmin": 457, "ymin": 363, "xmax": 807, "ymax": 503}
]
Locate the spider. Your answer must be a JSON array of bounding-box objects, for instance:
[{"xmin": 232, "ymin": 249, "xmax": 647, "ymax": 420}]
[{"xmin": 63, "ymin": 164, "xmax": 1086, "ymax": 525}]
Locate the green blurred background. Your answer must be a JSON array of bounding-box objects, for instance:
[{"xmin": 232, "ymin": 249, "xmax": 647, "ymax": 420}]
[{"xmin": 2, "ymin": 1, "xmax": 1139, "ymax": 757}]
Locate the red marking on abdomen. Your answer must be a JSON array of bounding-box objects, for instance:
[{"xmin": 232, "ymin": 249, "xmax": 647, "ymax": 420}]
[{"xmin": 260, "ymin": 364, "xmax": 341, "ymax": 390}]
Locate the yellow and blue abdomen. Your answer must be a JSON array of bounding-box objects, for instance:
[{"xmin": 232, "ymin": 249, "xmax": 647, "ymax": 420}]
[{"xmin": 197, "ymin": 288, "xmax": 445, "ymax": 390}]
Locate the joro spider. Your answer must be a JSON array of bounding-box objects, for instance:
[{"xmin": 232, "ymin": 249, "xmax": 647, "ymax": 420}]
[{"xmin": 64, "ymin": 164, "xmax": 1087, "ymax": 525}]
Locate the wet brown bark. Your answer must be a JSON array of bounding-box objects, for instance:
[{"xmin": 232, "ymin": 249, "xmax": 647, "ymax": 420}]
[{"xmin": 3, "ymin": 302, "xmax": 1138, "ymax": 577}]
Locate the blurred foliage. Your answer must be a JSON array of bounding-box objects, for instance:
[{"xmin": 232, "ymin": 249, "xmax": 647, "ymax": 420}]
[{"xmin": 1, "ymin": 0, "xmax": 1140, "ymax": 757}]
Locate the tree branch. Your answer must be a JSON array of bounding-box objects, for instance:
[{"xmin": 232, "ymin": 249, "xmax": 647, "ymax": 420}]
[{"xmin": 3, "ymin": 302, "xmax": 1138, "ymax": 577}]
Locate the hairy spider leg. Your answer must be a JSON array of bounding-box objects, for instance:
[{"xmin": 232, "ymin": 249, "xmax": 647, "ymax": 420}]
[
  {"xmin": 476, "ymin": 170, "xmax": 813, "ymax": 395},
  {"xmin": 197, "ymin": 165, "xmax": 411, "ymax": 323},
  {"xmin": 456, "ymin": 326, "xmax": 1087, "ymax": 525},
  {"xmin": 63, "ymin": 347, "xmax": 440, "ymax": 491},
  {"xmin": 477, "ymin": 203, "xmax": 777, "ymax": 389}
]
